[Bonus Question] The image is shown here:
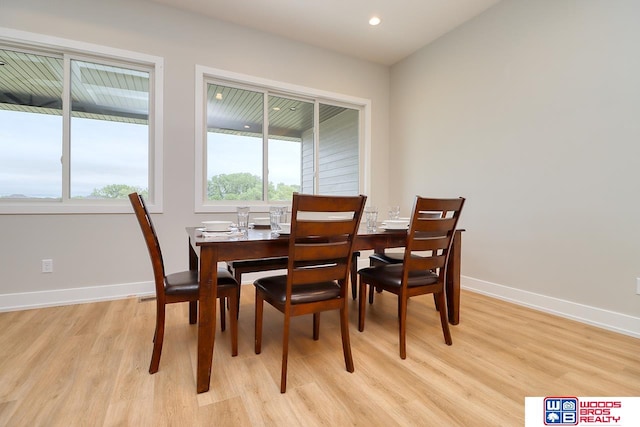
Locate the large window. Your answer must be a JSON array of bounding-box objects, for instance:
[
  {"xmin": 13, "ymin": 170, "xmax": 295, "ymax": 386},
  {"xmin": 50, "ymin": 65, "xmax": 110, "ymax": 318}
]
[
  {"xmin": 196, "ymin": 67, "xmax": 368, "ymax": 211},
  {"xmin": 0, "ymin": 29, "xmax": 162, "ymax": 213}
]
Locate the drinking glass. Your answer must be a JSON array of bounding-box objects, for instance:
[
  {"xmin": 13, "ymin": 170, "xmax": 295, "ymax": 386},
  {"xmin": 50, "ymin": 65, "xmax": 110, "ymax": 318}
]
[
  {"xmin": 269, "ymin": 206, "xmax": 286, "ymax": 232},
  {"xmin": 388, "ymin": 205, "xmax": 400, "ymax": 220},
  {"xmin": 236, "ymin": 206, "xmax": 250, "ymax": 232},
  {"xmin": 365, "ymin": 206, "xmax": 378, "ymax": 232}
]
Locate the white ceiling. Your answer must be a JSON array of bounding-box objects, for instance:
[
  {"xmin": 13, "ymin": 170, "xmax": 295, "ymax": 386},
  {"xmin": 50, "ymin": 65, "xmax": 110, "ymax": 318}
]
[{"xmin": 146, "ymin": 0, "xmax": 501, "ymax": 65}]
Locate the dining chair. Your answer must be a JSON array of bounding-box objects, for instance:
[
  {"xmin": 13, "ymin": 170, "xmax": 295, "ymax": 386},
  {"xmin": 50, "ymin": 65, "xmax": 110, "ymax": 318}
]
[
  {"xmin": 128, "ymin": 193, "xmax": 239, "ymax": 374},
  {"xmin": 253, "ymin": 193, "xmax": 366, "ymax": 393},
  {"xmin": 367, "ymin": 211, "xmax": 443, "ymax": 303},
  {"xmin": 357, "ymin": 196, "xmax": 465, "ymax": 359}
]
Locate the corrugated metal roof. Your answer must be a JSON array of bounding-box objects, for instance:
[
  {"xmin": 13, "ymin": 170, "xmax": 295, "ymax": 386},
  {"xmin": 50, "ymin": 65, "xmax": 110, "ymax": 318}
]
[
  {"xmin": 0, "ymin": 47, "xmax": 148, "ymax": 124},
  {"xmin": 206, "ymin": 82, "xmax": 347, "ymax": 141},
  {"xmin": 0, "ymin": 47, "xmax": 349, "ymax": 136}
]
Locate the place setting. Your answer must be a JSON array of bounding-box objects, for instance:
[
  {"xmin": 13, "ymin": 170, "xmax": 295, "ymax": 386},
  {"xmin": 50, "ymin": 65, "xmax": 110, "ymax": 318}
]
[{"xmin": 198, "ymin": 220, "xmax": 245, "ymax": 240}]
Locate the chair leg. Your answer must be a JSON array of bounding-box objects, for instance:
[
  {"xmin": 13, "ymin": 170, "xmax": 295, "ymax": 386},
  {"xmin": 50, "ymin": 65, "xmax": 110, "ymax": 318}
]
[
  {"xmin": 350, "ymin": 253, "xmax": 358, "ymax": 300},
  {"xmin": 234, "ymin": 271, "xmax": 242, "ymax": 319},
  {"xmin": 433, "ymin": 293, "xmax": 440, "ymax": 311},
  {"xmin": 398, "ymin": 294, "xmax": 408, "ymax": 359},
  {"xmin": 358, "ymin": 279, "xmax": 367, "ymax": 332},
  {"xmin": 229, "ymin": 290, "xmax": 239, "ymax": 357},
  {"xmin": 436, "ymin": 291, "xmax": 453, "ymax": 345},
  {"xmin": 280, "ymin": 315, "xmax": 291, "ymax": 393},
  {"xmin": 340, "ymin": 304, "xmax": 354, "ymax": 373},
  {"xmin": 313, "ymin": 313, "xmax": 320, "ymax": 340},
  {"xmin": 219, "ymin": 297, "xmax": 226, "ymax": 332},
  {"xmin": 255, "ymin": 290, "xmax": 263, "ymax": 354},
  {"xmin": 189, "ymin": 300, "xmax": 197, "ymax": 324},
  {"xmin": 149, "ymin": 302, "xmax": 165, "ymax": 374}
]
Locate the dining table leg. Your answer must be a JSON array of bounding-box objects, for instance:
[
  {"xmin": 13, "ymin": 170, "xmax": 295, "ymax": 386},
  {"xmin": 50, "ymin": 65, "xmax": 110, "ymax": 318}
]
[
  {"xmin": 189, "ymin": 241, "xmax": 199, "ymax": 324},
  {"xmin": 197, "ymin": 246, "xmax": 218, "ymax": 393},
  {"xmin": 446, "ymin": 230, "xmax": 462, "ymax": 325}
]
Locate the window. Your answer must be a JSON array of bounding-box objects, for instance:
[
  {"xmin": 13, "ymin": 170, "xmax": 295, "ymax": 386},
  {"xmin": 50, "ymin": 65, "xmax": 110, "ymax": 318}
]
[
  {"xmin": 196, "ymin": 66, "xmax": 370, "ymax": 212},
  {"xmin": 0, "ymin": 28, "xmax": 163, "ymax": 213}
]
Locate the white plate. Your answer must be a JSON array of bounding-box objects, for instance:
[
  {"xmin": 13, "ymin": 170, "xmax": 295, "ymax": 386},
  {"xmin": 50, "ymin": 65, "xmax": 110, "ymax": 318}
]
[
  {"xmin": 380, "ymin": 224, "xmax": 408, "ymax": 231},
  {"xmin": 200, "ymin": 230, "xmax": 244, "ymax": 240}
]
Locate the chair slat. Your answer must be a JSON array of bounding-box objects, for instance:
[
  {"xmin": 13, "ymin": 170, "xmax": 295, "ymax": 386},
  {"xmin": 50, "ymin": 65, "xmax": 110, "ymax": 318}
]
[
  {"xmin": 294, "ymin": 242, "xmax": 351, "ymax": 262},
  {"xmin": 409, "ymin": 236, "xmax": 450, "ymax": 252},
  {"xmin": 413, "ymin": 217, "xmax": 457, "ymax": 233},
  {"xmin": 296, "ymin": 220, "xmax": 355, "ymax": 236},
  {"xmin": 405, "ymin": 254, "xmax": 446, "ymax": 271},
  {"xmin": 291, "ymin": 264, "xmax": 347, "ymax": 284}
]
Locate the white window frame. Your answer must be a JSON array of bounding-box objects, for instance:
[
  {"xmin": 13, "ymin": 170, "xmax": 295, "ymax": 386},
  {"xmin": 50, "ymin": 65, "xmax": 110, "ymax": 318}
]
[
  {"xmin": 195, "ymin": 65, "xmax": 371, "ymax": 213},
  {"xmin": 0, "ymin": 27, "xmax": 164, "ymax": 214}
]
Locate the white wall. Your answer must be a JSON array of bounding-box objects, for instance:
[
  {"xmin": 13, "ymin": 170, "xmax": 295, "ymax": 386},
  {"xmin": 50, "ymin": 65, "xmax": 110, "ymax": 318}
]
[
  {"xmin": 2, "ymin": 0, "xmax": 638, "ymax": 337},
  {"xmin": 390, "ymin": 0, "xmax": 640, "ymax": 331},
  {"xmin": 0, "ymin": 0, "xmax": 390, "ymax": 307}
]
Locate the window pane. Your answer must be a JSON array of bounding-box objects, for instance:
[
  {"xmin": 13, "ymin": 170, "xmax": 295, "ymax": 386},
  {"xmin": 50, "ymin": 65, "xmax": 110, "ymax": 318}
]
[
  {"xmin": 318, "ymin": 104, "xmax": 359, "ymax": 196},
  {"xmin": 199, "ymin": 79, "xmax": 362, "ymax": 207},
  {"xmin": 268, "ymin": 95, "xmax": 308, "ymax": 200},
  {"xmin": 206, "ymin": 84, "xmax": 264, "ymax": 201},
  {"xmin": 0, "ymin": 49, "xmax": 63, "ymax": 199},
  {"xmin": 69, "ymin": 60, "xmax": 149, "ymax": 199}
]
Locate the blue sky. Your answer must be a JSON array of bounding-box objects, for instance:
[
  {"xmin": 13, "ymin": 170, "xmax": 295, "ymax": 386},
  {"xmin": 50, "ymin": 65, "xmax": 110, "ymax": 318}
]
[
  {"xmin": 0, "ymin": 110, "xmax": 300, "ymax": 198},
  {"xmin": 207, "ymin": 132, "xmax": 301, "ymax": 186}
]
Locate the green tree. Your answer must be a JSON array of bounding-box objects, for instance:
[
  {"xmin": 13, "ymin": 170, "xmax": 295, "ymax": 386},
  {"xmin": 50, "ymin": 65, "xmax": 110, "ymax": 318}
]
[
  {"xmin": 90, "ymin": 184, "xmax": 148, "ymax": 199},
  {"xmin": 207, "ymin": 173, "xmax": 300, "ymax": 201},
  {"xmin": 269, "ymin": 182, "xmax": 300, "ymax": 201},
  {"xmin": 207, "ymin": 173, "xmax": 263, "ymax": 200}
]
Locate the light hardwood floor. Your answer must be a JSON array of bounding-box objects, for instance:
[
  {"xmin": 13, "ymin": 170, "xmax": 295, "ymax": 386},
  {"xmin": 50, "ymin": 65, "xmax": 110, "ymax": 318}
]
[{"xmin": 0, "ymin": 287, "xmax": 638, "ymax": 426}]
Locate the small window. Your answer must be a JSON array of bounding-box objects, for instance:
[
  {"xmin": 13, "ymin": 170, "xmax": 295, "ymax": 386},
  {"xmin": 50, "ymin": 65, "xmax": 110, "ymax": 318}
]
[{"xmin": 0, "ymin": 29, "xmax": 163, "ymax": 214}]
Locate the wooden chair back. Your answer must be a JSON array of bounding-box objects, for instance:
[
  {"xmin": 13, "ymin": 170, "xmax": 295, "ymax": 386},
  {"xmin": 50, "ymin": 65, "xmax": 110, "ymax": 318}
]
[
  {"xmin": 128, "ymin": 193, "xmax": 166, "ymax": 301},
  {"xmin": 402, "ymin": 197, "xmax": 465, "ymax": 284},
  {"xmin": 286, "ymin": 193, "xmax": 367, "ymax": 298}
]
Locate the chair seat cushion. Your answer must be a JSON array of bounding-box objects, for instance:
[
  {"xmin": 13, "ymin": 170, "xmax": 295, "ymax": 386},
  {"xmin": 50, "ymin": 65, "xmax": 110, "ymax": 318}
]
[
  {"xmin": 369, "ymin": 252, "xmax": 405, "ymax": 264},
  {"xmin": 254, "ymin": 275, "xmax": 341, "ymax": 305},
  {"xmin": 358, "ymin": 264, "xmax": 438, "ymax": 288},
  {"xmin": 165, "ymin": 268, "xmax": 237, "ymax": 296}
]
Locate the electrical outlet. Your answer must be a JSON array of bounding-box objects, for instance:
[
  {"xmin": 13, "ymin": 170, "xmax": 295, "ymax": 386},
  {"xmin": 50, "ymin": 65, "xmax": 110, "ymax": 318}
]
[{"xmin": 42, "ymin": 259, "xmax": 53, "ymax": 273}]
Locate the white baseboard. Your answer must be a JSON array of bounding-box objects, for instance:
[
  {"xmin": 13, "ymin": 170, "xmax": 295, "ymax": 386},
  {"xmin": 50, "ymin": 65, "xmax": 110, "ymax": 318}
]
[
  {"xmin": 2, "ymin": 276, "xmax": 638, "ymax": 340},
  {"xmin": 462, "ymin": 276, "xmax": 640, "ymax": 339},
  {"xmin": 0, "ymin": 281, "xmax": 155, "ymax": 312}
]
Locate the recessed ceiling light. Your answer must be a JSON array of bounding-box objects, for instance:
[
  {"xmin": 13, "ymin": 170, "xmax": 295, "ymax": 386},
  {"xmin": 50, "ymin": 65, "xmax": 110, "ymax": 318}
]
[
  {"xmin": 215, "ymin": 93, "xmax": 223, "ymax": 100},
  {"xmin": 244, "ymin": 125, "xmax": 250, "ymax": 129},
  {"xmin": 272, "ymin": 107, "xmax": 280, "ymax": 111},
  {"xmin": 369, "ymin": 16, "xmax": 381, "ymax": 26}
]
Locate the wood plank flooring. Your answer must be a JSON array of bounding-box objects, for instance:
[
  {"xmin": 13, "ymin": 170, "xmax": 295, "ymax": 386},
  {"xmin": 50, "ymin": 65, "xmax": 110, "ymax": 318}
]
[{"xmin": 0, "ymin": 287, "xmax": 638, "ymax": 426}]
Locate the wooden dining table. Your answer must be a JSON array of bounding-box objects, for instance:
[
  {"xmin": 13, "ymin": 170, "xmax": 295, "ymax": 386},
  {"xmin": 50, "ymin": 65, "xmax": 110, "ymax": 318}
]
[{"xmin": 186, "ymin": 225, "xmax": 464, "ymax": 393}]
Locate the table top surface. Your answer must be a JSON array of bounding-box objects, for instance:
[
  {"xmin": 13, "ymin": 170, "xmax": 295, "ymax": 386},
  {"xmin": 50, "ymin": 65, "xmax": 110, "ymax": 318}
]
[{"xmin": 186, "ymin": 224, "xmax": 408, "ymax": 245}]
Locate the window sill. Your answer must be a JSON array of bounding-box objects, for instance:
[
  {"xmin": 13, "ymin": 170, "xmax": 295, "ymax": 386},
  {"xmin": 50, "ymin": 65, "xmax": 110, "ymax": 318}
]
[{"xmin": 0, "ymin": 200, "xmax": 162, "ymax": 215}]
